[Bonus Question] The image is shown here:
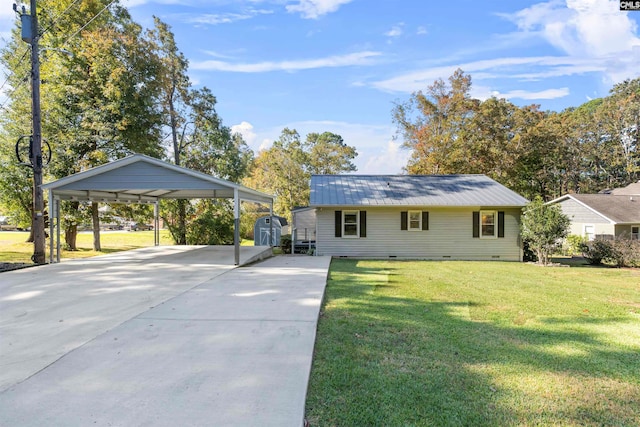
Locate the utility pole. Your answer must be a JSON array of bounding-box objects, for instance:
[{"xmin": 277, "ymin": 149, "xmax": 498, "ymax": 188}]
[{"xmin": 25, "ymin": 0, "xmax": 46, "ymax": 264}]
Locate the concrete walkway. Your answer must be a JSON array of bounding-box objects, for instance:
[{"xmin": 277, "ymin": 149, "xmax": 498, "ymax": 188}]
[{"xmin": 0, "ymin": 247, "xmax": 330, "ymax": 426}]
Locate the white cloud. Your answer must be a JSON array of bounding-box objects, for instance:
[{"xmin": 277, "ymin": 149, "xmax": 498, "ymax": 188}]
[
  {"xmin": 286, "ymin": 0, "xmax": 354, "ymax": 19},
  {"xmin": 416, "ymin": 26, "xmax": 428, "ymax": 35},
  {"xmin": 191, "ymin": 50, "xmax": 381, "ymax": 72},
  {"xmin": 370, "ymin": 56, "xmax": 577, "ymax": 93},
  {"xmin": 505, "ymin": 0, "xmax": 640, "ymax": 56},
  {"xmin": 181, "ymin": 9, "xmax": 273, "ymax": 25},
  {"xmin": 231, "ymin": 121, "xmax": 257, "ymax": 146},
  {"xmin": 369, "ymin": 1, "xmax": 640, "ymax": 101},
  {"xmin": 362, "ymin": 139, "xmax": 410, "ymax": 175},
  {"xmin": 493, "ymin": 87, "xmax": 570, "ymax": 101},
  {"xmin": 385, "ymin": 23, "xmax": 404, "ymax": 38},
  {"xmin": 500, "ymin": 0, "xmax": 640, "ymax": 82},
  {"xmin": 258, "ymin": 139, "xmax": 272, "ymax": 152}
]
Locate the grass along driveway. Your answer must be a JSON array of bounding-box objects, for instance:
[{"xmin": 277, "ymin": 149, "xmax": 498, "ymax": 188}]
[{"xmin": 305, "ymin": 260, "xmax": 640, "ymax": 426}]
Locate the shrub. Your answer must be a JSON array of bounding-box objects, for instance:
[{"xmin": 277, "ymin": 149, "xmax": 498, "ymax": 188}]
[
  {"xmin": 614, "ymin": 237, "xmax": 640, "ymax": 268},
  {"xmin": 582, "ymin": 237, "xmax": 640, "ymax": 267},
  {"xmin": 521, "ymin": 197, "xmax": 570, "ymax": 265},
  {"xmin": 280, "ymin": 234, "xmax": 292, "ymax": 254},
  {"xmin": 565, "ymin": 234, "xmax": 587, "ymax": 256}
]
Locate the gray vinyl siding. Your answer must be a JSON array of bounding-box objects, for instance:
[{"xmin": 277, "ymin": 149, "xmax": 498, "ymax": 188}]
[
  {"xmin": 558, "ymin": 199, "xmax": 610, "ymax": 223},
  {"xmin": 315, "ymin": 207, "xmax": 522, "ymax": 261},
  {"xmin": 293, "ymin": 209, "xmax": 316, "ymax": 241},
  {"xmin": 557, "ymin": 199, "xmax": 615, "ymax": 238}
]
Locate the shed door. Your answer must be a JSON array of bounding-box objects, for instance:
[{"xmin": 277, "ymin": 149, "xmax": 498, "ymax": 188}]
[{"xmin": 259, "ymin": 228, "xmax": 272, "ymax": 246}]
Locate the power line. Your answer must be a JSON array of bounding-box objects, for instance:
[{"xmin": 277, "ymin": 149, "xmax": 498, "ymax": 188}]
[
  {"xmin": 0, "ymin": 71, "xmax": 30, "ymax": 113},
  {"xmin": 60, "ymin": 0, "xmax": 118, "ymax": 47},
  {"xmin": 39, "ymin": 0, "xmax": 84, "ymax": 39}
]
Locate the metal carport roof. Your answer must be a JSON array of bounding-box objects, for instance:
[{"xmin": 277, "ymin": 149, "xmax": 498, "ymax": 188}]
[{"xmin": 42, "ymin": 154, "xmax": 274, "ymax": 265}]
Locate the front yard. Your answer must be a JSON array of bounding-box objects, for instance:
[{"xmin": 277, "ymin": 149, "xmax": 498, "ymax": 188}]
[{"xmin": 305, "ymin": 260, "xmax": 640, "ymax": 426}]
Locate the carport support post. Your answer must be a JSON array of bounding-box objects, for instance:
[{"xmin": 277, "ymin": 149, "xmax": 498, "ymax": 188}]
[
  {"xmin": 269, "ymin": 205, "xmax": 273, "ymax": 248},
  {"xmin": 48, "ymin": 189, "xmax": 54, "ymax": 263},
  {"xmin": 234, "ymin": 188, "xmax": 240, "ymax": 265},
  {"xmin": 154, "ymin": 202, "xmax": 159, "ymax": 246}
]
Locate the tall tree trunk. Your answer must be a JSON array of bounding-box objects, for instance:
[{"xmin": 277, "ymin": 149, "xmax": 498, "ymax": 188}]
[
  {"xmin": 169, "ymin": 97, "xmax": 188, "ymax": 244},
  {"xmin": 91, "ymin": 202, "xmax": 101, "ymax": 251},
  {"xmin": 177, "ymin": 199, "xmax": 187, "ymax": 245},
  {"xmin": 64, "ymin": 201, "xmax": 80, "ymax": 250},
  {"xmin": 64, "ymin": 226, "xmax": 78, "ymax": 251}
]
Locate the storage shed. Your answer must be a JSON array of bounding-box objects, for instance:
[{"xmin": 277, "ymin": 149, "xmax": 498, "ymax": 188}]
[{"xmin": 254, "ymin": 215, "xmax": 288, "ymax": 246}]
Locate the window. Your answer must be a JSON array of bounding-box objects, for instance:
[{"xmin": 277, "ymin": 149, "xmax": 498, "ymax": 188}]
[
  {"xmin": 343, "ymin": 211, "xmax": 359, "ymax": 237},
  {"xmin": 584, "ymin": 225, "xmax": 595, "ymax": 241},
  {"xmin": 265, "ymin": 218, "xmax": 270, "ymax": 224},
  {"xmin": 401, "ymin": 211, "xmax": 429, "ymax": 231},
  {"xmin": 335, "ymin": 210, "xmax": 366, "ymax": 238},
  {"xmin": 632, "ymin": 226, "xmax": 639, "ymax": 240},
  {"xmin": 480, "ymin": 210, "xmax": 497, "ymax": 238},
  {"xmin": 408, "ymin": 211, "xmax": 421, "ymax": 231}
]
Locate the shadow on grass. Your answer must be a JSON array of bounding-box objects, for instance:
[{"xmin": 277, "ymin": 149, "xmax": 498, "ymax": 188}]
[{"xmin": 306, "ymin": 260, "xmax": 640, "ymax": 427}]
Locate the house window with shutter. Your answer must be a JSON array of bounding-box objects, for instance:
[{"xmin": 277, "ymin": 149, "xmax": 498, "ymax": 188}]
[
  {"xmin": 401, "ymin": 211, "xmax": 429, "ymax": 231},
  {"xmin": 480, "ymin": 211, "xmax": 497, "ymax": 238},
  {"xmin": 408, "ymin": 211, "xmax": 421, "ymax": 231},
  {"xmin": 343, "ymin": 210, "xmax": 359, "ymax": 238},
  {"xmin": 473, "ymin": 211, "xmax": 504, "ymax": 238},
  {"xmin": 335, "ymin": 210, "xmax": 366, "ymax": 238}
]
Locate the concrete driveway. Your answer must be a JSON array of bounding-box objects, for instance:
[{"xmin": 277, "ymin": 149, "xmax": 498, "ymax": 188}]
[{"xmin": 0, "ymin": 246, "xmax": 330, "ymax": 426}]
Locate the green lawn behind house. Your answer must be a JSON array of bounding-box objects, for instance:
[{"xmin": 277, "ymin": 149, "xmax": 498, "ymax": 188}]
[
  {"xmin": 305, "ymin": 259, "xmax": 640, "ymax": 426},
  {"xmin": 0, "ymin": 231, "xmax": 256, "ymax": 263},
  {"xmin": 0, "ymin": 230, "xmax": 173, "ymax": 263}
]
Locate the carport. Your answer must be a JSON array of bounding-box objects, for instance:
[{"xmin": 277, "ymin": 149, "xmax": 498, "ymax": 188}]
[{"xmin": 42, "ymin": 154, "xmax": 274, "ymax": 265}]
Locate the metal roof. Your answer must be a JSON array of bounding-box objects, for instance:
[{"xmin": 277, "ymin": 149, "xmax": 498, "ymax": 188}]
[
  {"xmin": 42, "ymin": 154, "xmax": 273, "ymax": 204},
  {"xmin": 550, "ymin": 194, "xmax": 640, "ymax": 224},
  {"xmin": 310, "ymin": 174, "xmax": 529, "ymax": 207}
]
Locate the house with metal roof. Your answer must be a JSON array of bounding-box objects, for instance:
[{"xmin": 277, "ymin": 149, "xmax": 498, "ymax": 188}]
[
  {"xmin": 548, "ymin": 193, "xmax": 639, "ymax": 241},
  {"xmin": 309, "ymin": 174, "xmax": 529, "ymax": 260}
]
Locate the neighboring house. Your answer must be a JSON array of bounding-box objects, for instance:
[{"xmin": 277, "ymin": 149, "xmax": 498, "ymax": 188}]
[
  {"xmin": 309, "ymin": 174, "xmax": 529, "ymax": 261},
  {"xmin": 549, "ymin": 193, "xmax": 640, "ymax": 241},
  {"xmin": 609, "ymin": 180, "xmax": 640, "ymax": 196}
]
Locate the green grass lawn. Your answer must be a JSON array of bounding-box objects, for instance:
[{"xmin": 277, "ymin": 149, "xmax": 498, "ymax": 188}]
[
  {"xmin": 0, "ymin": 230, "xmax": 174, "ymax": 263},
  {"xmin": 305, "ymin": 260, "xmax": 640, "ymax": 426},
  {"xmin": 0, "ymin": 231, "xmax": 256, "ymax": 263}
]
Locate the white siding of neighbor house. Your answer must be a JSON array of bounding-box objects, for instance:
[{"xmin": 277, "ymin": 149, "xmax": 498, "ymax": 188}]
[
  {"xmin": 557, "ymin": 198, "xmax": 615, "ymax": 238},
  {"xmin": 315, "ymin": 207, "xmax": 522, "ymax": 261}
]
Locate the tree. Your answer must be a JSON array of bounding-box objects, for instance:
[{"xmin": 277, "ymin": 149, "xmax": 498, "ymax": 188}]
[
  {"xmin": 521, "ymin": 197, "xmax": 570, "ymax": 265},
  {"xmin": 52, "ymin": 11, "xmax": 162, "ymax": 249},
  {"xmin": 306, "ymin": 132, "xmax": 357, "ymax": 175},
  {"xmin": 146, "ymin": 16, "xmax": 190, "ymax": 166},
  {"xmin": 244, "ymin": 129, "xmax": 309, "ymax": 222},
  {"xmin": 393, "ymin": 68, "xmax": 479, "ymax": 174},
  {"xmin": 595, "ymin": 78, "xmax": 640, "ymax": 187},
  {"xmin": 6, "ymin": 0, "xmax": 165, "ymax": 251}
]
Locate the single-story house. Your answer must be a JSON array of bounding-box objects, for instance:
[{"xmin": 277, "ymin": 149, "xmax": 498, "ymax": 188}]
[
  {"xmin": 548, "ymin": 193, "xmax": 639, "ymax": 240},
  {"xmin": 309, "ymin": 174, "xmax": 529, "ymax": 261}
]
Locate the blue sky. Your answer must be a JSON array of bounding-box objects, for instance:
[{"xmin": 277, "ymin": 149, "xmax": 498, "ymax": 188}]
[{"xmin": 2, "ymin": 0, "xmax": 640, "ymax": 173}]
